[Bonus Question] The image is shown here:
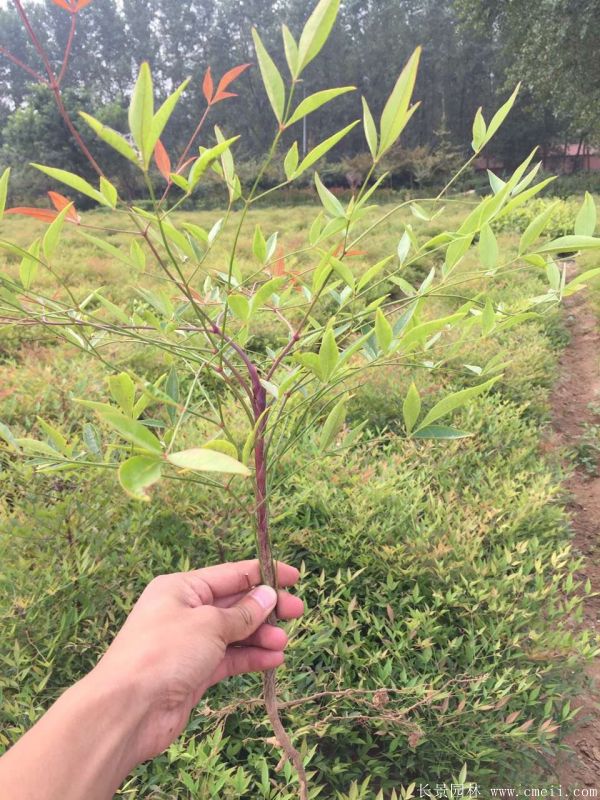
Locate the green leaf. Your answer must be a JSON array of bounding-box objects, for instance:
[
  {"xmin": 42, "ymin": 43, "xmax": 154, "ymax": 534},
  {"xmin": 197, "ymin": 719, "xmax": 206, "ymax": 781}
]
[
  {"xmin": 253, "ymin": 225, "xmax": 267, "ymax": 262},
  {"xmin": 481, "ymin": 297, "xmax": 495, "ymax": 335},
  {"xmin": 109, "ymin": 372, "xmax": 136, "ymax": 416},
  {"xmin": 397, "ymin": 230, "xmax": 411, "ymax": 265},
  {"xmin": 100, "ymin": 176, "xmax": 118, "ymax": 208},
  {"xmin": 357, "ymin": 255, "xmax": 393, "ymax": 292},
  {"xmin": 37, "ymin": 417, "xmax": 70, "ymax": 456},
  {"xmin": 574, "ymin": 192, "xmax": 597, "ymax": 236},
  {"xmin": 0, "ymin": 167, "xmax": 9, "ymax": 220},
  {"xmin": 444, "ymin": 234, "xmax": 473, "ymax": 274},
  {"xmin": 19, "ymin": 239, "xmax": 41, "ymax": 290},
  {"xmin": 416, "ymin": 377, "xmax": 499, "ymax": 432},
  {"xmin": 31, "ymin": 164, "xmax": 107, "ymax": 206},
  {"xmin": 188, "ymin": 136, "xmax": 240, "ymax": 189},
  {"xmin": 119, "ymin": 455, "xmax": 162, "ymax": 501},
  {"xmin": 149, "ymin": 78, "xmax": 189, "ymax": 163},
  {"xmin": 228, "ymin": 293, "xmax": 250, "ymax": 321},
  {"xmin": 375, "ymin": 307, "xmax": 393, "ymax": 352},
  {"xmin": 79, "ymin": 112, "xmax": 139, "ymax": 164},
  {"xmin": 319, "ymin": 326, "xmax": 339, "ymax": 380},
  {"xmin": 284, "ymin": 141, "xmax": 299, "ymax": 179},
  {"xmin": 315, "ymin": 172, "xmax": 345, "ymax": 217},
  {"xmin": 203, "ymin": 439, "xmax": 239, "ymax": 461},
  {"xmin": 478, "ymin": 224, "xmax": 498, "ymax": 270},
  {"xmin": 519, "ymin": 201, "xmax": 560, "ymax": 254},
  {"xmin": 129, "ymin": 62, "xmax": 154, "ymax": 166},
  {"xmin": 485, "ymin": 84, "xmax": 520, "ymax": 143},
  {"xmin": 319, "ymin": 397, "xmax": 347, "ymax": 450},
  {"xmin": 167, "ymin": 448, "xmax": 250, "ymax": 476},
  {"xmin": 43, "ymin": 202, "xmax": 73, "ymax": 260},
  {"xmin": 96, "ymin": 408, "xmax": 162, "ymax": 454},
  {"xmin": 362, "ymin": 98, "xmax": 378, "ymax": 160},
  {"xmin": 79, "ymin": 232, "xmax": 137, "ymax": 267},
  {"xmin": 282, "ymin": 24, "xmax": 299, "ymax": 76},
  {"xmin": 471, "ymin": 107, "xmax": 486, "ymax": 151},
  {"xmin": 296, "ymin": 0, "xmax": 340, "ymax": 75},
  {"xmin": 403, "ymin": 383, "xmax": 421, "ymax": 434},
  {"xmin": 563, "ymin": 267, "xmax": 600, "ymax": 297},
  {"xmin": 295, "ymin": 121, "xmax": 360, "ymax": 176},
  {"xmin": 82, "ymin": 423, "xmax": 102, "ymax": 457},
  {"xmin": 378, "ymin": 47, "xmax": 421, "ymax": 157},
  {"xmin": 250, "ymin": 276, "xmax": 287, "ymax": 315},
  {"xmin": 413, "ymin": 426, "xmax": 472, "ymax": 440},
  {"xmin": 329, "ymin": 255, "xmax": 355, "ymax": 290},
  {"xmin": 286, "ymin": 87, "xmax": 354, "ymax": 127},
  {"xmin": 252, "ymin": 29, "xmax": 285, "ymax": 122},
  {"xmin": 534, "ymin": 235, "xmax": 600, "ymax": 254}
]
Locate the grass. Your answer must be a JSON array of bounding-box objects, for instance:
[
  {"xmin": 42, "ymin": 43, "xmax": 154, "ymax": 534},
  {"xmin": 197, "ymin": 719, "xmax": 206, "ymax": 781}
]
[{"xmin": 1, "ymin": 198, "xmax": 599, "ymax": 797}]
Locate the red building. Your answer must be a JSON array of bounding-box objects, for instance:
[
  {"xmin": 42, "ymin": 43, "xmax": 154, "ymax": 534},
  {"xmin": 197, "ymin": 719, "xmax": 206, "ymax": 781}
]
[{"xmin": 475, "ymin": 143, "xmax": 600, "ymax": 174}]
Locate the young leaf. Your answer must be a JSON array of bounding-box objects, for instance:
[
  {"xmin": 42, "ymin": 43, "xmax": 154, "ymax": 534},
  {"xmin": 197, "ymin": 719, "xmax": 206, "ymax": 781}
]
[
  {"xmin": 215, "ymin": 63, "xmax": 251, "ymax": 97},
  {"xmin": 202, "ymin": 66, "xmax": 214, "ymax": 104},
  {"xmin": 315, "ymin": 173, "xmax": 345, "ymax": 217},
  {"xmin": 574, "ymin": 192, "xmax": 597, "ymax": 237},
  {"xmin": 296, "ymin": 0, "xmax": 340, "ymax": 75},
  {"xmin": 319, "ymin": 326, "xmax": 339, "ymax": 380},
  {"xmin": 252, "ymin": 29, "xmax": 285, "ymax": 122},
  {"xmin": 250, "ymin": 276, "xmax": 286, "ymax": 315},
  {"xmin": 203, "ymin": 439, "xmax": 239, "ymax": 460},
  {"xmin": 357, "ymin": 255, "xmax": 393, "ymax": 292},
  {"xmin": 403, "ymin": 383, "xmax": 421, "ymax": 434},
  {"xmin": 167, "ymin": 448, "xmax": 250, "ymax": 476},
  {"xmin": 519, "ymin": 201, "xmax": 560, "ymax": 254},
  {"xmin": 471, "ymin": 107, "xmax": 486, "ymax": 151},
  {"xmin": 478, "ymin": 224, "xmax": 498, "ymax": 270},
  {"xmin": 282, "ymin": 25, "xmax": 299, "ymax": 76},
  {"xmin": 228, "ymin": 293, "xmax": 250, "ymax": 321},
  {"xmin": 534, "ymin": 235, "xmax": 600, "ymax": 254},
  {"xmin": 481, "ymin": 297, "xmax": 495, "ymax": 335},
  {"xmin": 564, "ymin": 267, "xmax": 600, "ymax": 297},
  {"xmin": 96, "ymin": 408, "xmax": 162, "ymax": 454},
  {"xmin": 284, "ymin": 142, "xmax": 299, "ymax": 180},
  {"xmin": 119, "ymin": 455, "xmax": 162, "ymax": 501},
  {"xmin": 397, "ymin": 230, "xmax": 411, "ymax": 265},
  {"xmin": 149, "ymin": 78, "xmax": 190, "ymax": 161},
  {"xmin": 0, "ymin": 167, "xmax": 9, "ymax": 220},
  {"xmin": 128, "ymin": 62, "xmax": 154, "ymax": 165},
  {"xmin": 378, "ymin": 47, "xmax": 421, "ymax": 157},
  {"xmin": 43, "ymin": 202, "xmax": 73, "ymax": 260},
  {"xmin": 286, "ymin": 87, "xmax": 355, "ymax": 128},
  {"xmin": 154, "ymin": 139, "xmax": 171, "ymax": 181},
  {"xmin": 362, "ymin": 98, "xmax": 378, "ymax": 160},
  {"xmin": 415, "ymin": 377, "xmax": 500, "ymax": 432},
  {"xmin": 19, "ymin": 240, "xmax": 41, "ymax": 290},
  {"xmin": 485, "ymin": 84, "xmax": 520, "ymax": 143},
  {"xmin": 31, "ymin": 164, "xmax": 107, "ymax": 206},
  {"xmin": 79, "ymin": 112, "xmax": 138, "ymax": 164},
  {"xmin": 412, "ymin": 426, "xmax": 471, "ymax": 440},
  {"xmin": 252, "ymin": 225, "xmax": 268, "ymax": 263},
  {"xmin": 295, "ymin": 121, "xmax": 359, "ymax": 176},
  {"xmin": 100, "ymin": 176, "xmax": 118, "ymax": 208},
  {"xmin": 375, "ymin": 307, "xmax": 393, "ymax": 352},
  {"xmin": 319, "ymin": 397, "xmax": 347, "ymax": 450},
  {"xmin": 109, "ymin": 372, "xmax": 136, "ymax": 417}
]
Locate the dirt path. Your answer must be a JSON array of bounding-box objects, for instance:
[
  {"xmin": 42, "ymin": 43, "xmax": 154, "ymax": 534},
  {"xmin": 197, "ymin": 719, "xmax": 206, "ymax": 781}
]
[{"xmin": 548, "ymin": 269, "xmax": 600, "ymax": 786}]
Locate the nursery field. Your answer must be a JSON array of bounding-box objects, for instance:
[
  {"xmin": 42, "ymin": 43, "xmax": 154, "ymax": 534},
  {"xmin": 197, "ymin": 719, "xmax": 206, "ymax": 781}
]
[{"xmin": 1, "ymin": 197, "xmax": 599, "ymax": 797}]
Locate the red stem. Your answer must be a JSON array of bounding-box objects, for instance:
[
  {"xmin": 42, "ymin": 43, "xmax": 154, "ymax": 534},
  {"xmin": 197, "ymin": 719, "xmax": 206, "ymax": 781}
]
[
  {"xmin": 0, "ymin": 45, "xmax": 44, "ymax": 81},
  {"xmin": 57, "ymin": 13, "xmax": 76, "ymax": 86}
]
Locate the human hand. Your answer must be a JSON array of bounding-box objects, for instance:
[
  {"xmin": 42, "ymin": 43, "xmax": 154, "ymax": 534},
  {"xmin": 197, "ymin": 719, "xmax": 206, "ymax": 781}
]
[{"xmin": 91, "ymin": 559, "xmax": 303, "ymax": 765}]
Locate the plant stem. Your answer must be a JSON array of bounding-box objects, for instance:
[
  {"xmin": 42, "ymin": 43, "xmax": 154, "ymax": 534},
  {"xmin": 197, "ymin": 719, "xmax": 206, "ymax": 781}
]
[{"xmin": 252, "ymin": 381, "xmax": 308, "ymax": 800}]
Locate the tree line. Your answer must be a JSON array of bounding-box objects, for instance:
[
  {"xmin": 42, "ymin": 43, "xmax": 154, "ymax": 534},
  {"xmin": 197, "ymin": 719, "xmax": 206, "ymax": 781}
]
[{"xmin": 0, "ymin": 0, "xmax": 597, "ymax": 201}]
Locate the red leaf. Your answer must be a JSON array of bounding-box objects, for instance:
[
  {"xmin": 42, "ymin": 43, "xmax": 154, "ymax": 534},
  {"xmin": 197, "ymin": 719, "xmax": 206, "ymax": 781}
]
[
  {"xmin": 74, "ymin": 0, "xmax": 94, "ymax": 9},
  {"xmin": 5, "ymin": 207, "xmax": 59, "ymax": 222},
  {"xmin": 47, "ymin": 191, "xmax": 79, "ymax": 222},
  {"xmin": 154, "ymin": 139, "xmax": 171, "ymax": 181},
  {"xmin": 212, "ymin": 91, "xmax": 238, "ymax": 104},
  {"xmin": 202, "ymin": 67, "xmax": 214, "ymax": 104},
  {"xmin": 51, "ymin": 0, "xmax": 75, "ymax": 10},
  {"xmin": 216, "ymin": 63, "xmax": 251, "ymax": 94},
  {"xmin": 272, "ymin": 249, "xmax": 286, "ymax": 277}
]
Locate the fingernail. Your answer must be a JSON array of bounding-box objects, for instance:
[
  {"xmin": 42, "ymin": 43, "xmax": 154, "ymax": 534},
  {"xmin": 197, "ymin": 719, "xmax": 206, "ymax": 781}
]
[{"xmin": 250, "ymin": 584, "xmax": 277, "ymax": 610}]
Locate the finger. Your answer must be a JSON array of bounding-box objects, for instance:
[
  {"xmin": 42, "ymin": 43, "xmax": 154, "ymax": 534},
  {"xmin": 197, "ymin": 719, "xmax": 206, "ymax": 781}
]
[
  {"xmin": 237, "ymin": 623, "xmax": 288, "ymax": 650},
  {"xmin": 209, "ymin": 646, "xmax": 285, "ymax": 686},
  {"xmin": 219, "ymin": 584, "xmax": 278, "ymax": 644},
  {"xmin": 183, "ymin": 560, "xmax": 300, "ymax": 601},
  {"xmin": 214, "ymin": 589, "xmax": 304, "ymax": 620}
]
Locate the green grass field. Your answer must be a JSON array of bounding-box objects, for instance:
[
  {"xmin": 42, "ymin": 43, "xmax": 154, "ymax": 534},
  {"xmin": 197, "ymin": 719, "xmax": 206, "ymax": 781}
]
[{"xmin": 1, "ymin": 197, "xmax": 599, "ymax": 797}]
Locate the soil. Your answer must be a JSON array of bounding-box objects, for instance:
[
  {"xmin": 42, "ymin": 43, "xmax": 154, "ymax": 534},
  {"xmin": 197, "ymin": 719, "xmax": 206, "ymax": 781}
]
[{"xmin": 547, "ymin": 266, "xmax": 600, "ymax": 787}]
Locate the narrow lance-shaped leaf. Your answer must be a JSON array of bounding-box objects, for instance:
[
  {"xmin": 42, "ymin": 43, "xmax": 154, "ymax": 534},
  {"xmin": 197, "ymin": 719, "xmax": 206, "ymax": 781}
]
[
  {"xmin": 319, "ymin": 326, "xmax": 339, "ymax": 380},
  {"xmin": 167, "ymin": 448, "xmax": 250, "ymax": 476},
  {"xmin": 484, "ymin": 84, "xmax": 520, "ymax": 143},
  {"xmin": 0, "ymin": 167, "xmax": 9, "ymax": 220},
  {"xmin": 574, "ymin": 192, "xmax": 597, "ymax": 236},
  {"xmin": 479, "ymin": 224, "xmax": 498, "ymax": 270},
  {"xmin": 295, "ymin": 120, "xmax": 360, "ymax": 176},
  {"xmin": 378, "ymin": 47, "xmax": 421, "ymax": 158},
  {"xmin": 284, "ymin": 142, "xmax": 299, "ymax": 179},
  {"xmin": 319, "ymin": 397, "xmax": 347, "ymax": 450},
  {"xmin": 403, "ymin": 383, "xmax": 421, "ymax": 434},
  {"xmin": 296, "ymin": 0, "xmax": 340, "ymax": 75},
  {"xmin": 149, "ymin": 78, "xmax": 190, "ymax": 162},
  {"xmin": 315, "ymin": 172, "xmax": 345, "ymax": 217},
  {"xmin": 43, "ymin": 202, "xmax": 73, "ymax": 260},
  {"xmin": 375, "ymin": 307, "xmax": 393, "ymax": 352},
  {"xmin": 79, "ymin": 112, "xmax": 139, "ymax": 164},
  {"xmin": 534, "ymin": 235, "xmax": 600, "ymax": 254},
  {"xmin": 282, "ymin": 24, "xmax": 299, "ymax": 76},
  {"xmin": 128, "ymin": 62, "xmax": 154, "ymax": 166},
  {"xmin": 362, "ymin": 98, "xmax": 378, "ymax": 160},
  {"xmin": 109, "ymin": 372, "xmax": 136, "ymax": 417},
  {"xmin": 415, "ymin": 377, "xmax": 500, "ymax": 432},
  {"xmin": 471, "ymin": 107, "xmax": 486, "ymax": 151},
  {"xmin": 519, "ymin": 201, "xmax": 560, "ymax": 254},
  {"xmin": 252, "ymin": 29, "xmax": 285, "ymax": 122},
  {"xmin": 286, "ymin": 87, "xmax": 355, "ymax": 127},
  {"xmin": 31, "ymin": 164, "xmax": 108, "ymax": 207},
  {"xmin": 96, "ymin": 408, "xmax": 162, "ymax": 454}
]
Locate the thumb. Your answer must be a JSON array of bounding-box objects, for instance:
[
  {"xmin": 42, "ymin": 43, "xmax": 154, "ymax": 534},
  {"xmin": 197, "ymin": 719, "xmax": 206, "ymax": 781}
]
[{"xmin": 220, "ymin": 584, "xmax": 278, "ymax": 644}]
